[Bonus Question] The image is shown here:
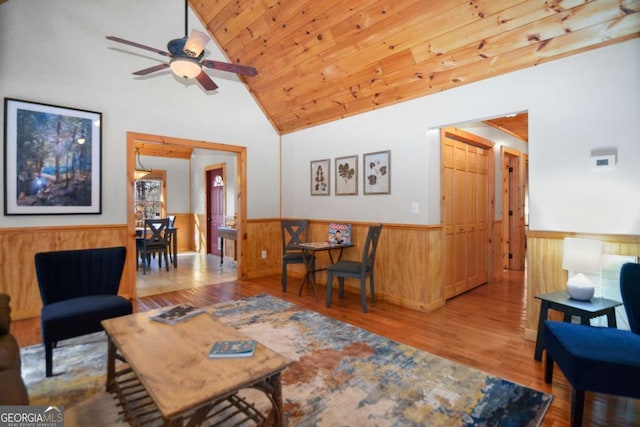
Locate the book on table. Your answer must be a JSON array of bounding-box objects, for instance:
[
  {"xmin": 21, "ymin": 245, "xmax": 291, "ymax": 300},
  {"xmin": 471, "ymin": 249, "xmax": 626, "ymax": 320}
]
[
  {"xmin": 298, "ymin": 241, "xmax": 331, "ymax": 249},
  {"xmin": 209, "ymin": 339, "xmax": 257, "ymax": 359},
  {"xmin": 328, "ymin": 223, "xmax": 351, "ymax": 245},
  {"xmin": 150, "ymin": 304, "xmax": 205, "ymax": 325}
]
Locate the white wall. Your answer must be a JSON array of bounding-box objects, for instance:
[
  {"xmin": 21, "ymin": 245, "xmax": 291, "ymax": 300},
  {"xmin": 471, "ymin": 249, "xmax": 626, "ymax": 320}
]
[
  {"xmin": 2, "ymin": 1, "xmax": 638, "ymax": 235},
  {"xmin": 282, "ymin": 39, "xmax": 640, "ymax": 235},
  {"xmin": 139, "ymin": 155, "xmax": 190, "ymax": 214},
  {"xmin": 0, "ymin": 0, "xmax": 279, "ymax": 227}
]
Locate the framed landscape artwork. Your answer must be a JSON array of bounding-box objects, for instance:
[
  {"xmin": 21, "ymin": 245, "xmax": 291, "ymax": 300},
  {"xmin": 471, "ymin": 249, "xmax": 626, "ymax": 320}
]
[
  {"xmin": 4, "ymin": 98, "xmax": 102, "ymax": 215},
  {"xmin": 310, "ymin": 159, "xmax": 330, "ymax": 196},
  {"xmin": 335, "ymin": 155, "xmax": 358, "ymax": 195},
  {"xmin": 363, "ymin": 150, "xmax": 390, "ymax": 195}
]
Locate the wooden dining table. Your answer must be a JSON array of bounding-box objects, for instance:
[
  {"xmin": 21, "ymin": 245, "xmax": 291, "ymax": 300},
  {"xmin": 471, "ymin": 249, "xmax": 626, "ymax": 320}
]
[{"xmin": 293, "ymin": 242, "xmax": 353, "ymax": 300}]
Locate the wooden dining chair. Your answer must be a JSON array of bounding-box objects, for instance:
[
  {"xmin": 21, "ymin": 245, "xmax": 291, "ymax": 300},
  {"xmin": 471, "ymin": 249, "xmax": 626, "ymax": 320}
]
[
  {"xmin": 326, "ymin": 224, "xmax": 383, "ymax": 313},
  {"xmin": 281, "ymin": 219, "xmax": 315, "ymax": 291},
  {"xmin": 139, "ymin": 218, "xmax": 170, "ymax": 274},
  {"xmin": 167, "ymin": 215, "xmax": 177, "ymax": 265}
]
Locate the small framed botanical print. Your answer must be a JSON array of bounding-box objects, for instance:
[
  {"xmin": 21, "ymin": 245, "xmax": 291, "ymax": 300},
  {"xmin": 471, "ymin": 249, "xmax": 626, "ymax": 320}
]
[
  {"xmin": 363, "ymin": 150, "xmax": 390, "ymax": 195},
  {"xmin": 335, "ymin": 155, "xmax": 358, "ymax": 195},
  {"xmin": 310, "ymin": 159, "xmax": 330, "ymax": 195}
]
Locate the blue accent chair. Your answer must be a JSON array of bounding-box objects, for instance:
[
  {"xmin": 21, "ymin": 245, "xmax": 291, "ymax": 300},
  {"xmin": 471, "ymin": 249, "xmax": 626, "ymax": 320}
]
[
  {"xmin": 35, "ymin": 246, "xmax": 132, "ymax": 377},
  {"xmin": 542, "ymin": 262, "xmax": 640, "ymax": 426}
]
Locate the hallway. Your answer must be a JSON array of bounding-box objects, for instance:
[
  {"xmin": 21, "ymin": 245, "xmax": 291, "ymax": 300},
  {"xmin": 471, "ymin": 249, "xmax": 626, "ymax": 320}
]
[{"xmin": 135, "ymin": 252, "xmax": 237, "ymax": 297}]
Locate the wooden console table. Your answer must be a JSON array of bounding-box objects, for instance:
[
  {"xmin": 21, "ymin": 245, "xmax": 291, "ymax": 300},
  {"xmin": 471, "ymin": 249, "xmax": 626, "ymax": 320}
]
[{"xmin": 217, "ymin": 226, "xmax": 237, "ymax": 265}]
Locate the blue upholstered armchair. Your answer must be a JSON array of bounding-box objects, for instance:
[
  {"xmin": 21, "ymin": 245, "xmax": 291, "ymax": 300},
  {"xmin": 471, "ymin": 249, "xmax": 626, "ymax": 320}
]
[
  {"xmin": 35, "ymin": 246, "xmax": 132, "ymax": 377},
  {"xmin": 542, "ymin": 262, "xmax": 640, "ymax": 427}
]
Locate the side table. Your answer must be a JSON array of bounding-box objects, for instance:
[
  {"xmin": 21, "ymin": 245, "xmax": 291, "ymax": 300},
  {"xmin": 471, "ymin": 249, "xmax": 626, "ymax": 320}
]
[
  {"xmin": 218, "ymin": 226, "xmax": 237, "ymax": 265},
  {"xmin": 294, "ymin": 242, "xmax": 353, "ymax": 301},
  {"xmin": 534, "ymin": 290, "xmax": 623, "ymax": 361}
]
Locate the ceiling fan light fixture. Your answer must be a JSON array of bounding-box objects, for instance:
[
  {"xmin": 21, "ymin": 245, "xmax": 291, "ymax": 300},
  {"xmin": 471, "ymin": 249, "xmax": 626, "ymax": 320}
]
[
  {"xmin": 170, "ymin": 57, "xmax": 201, "ymax": 79},
  {"xmin": 184, "ymin": 29, "xmax": 209, "ymax": 58}
]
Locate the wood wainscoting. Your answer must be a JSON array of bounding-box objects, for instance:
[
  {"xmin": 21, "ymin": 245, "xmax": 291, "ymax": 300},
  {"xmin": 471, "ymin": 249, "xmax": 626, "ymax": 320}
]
[
  {"xmin": 525, "ymin": 230, "xmax": 640, "ymax": 341},
  {"xmin": 3, "ymin": 218, "xmax": 496, "ymax": 320},
  {"xmin": 306, "ymin": 220, "xmax": 444, "ymax": 313},
  {"xmin": 492, "ymin": 219, "xmax": 504, "ymax": 282},
  {"xmin": 241, "ymin": 219, "xmax": 446, "ymax": 313},
  {"xmin": 0, "ymin": 225, "xmax": 130, "ymax": 320},
  {"xmin": 169, "ymin": 213, "xmax": 194, "ymax": 253}
]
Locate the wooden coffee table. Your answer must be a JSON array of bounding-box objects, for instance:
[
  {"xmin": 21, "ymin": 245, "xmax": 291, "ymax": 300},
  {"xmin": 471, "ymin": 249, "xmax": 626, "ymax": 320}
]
[{"xmin": 102, "ymin": 308, "xmax": 291, "ymax": 426}]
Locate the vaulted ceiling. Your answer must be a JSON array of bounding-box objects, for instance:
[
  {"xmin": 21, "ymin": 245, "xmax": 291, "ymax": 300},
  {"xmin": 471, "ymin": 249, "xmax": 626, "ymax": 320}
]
[{"xmin": 191, "ymin": 0, "xmax": 639, "ymax": 136}]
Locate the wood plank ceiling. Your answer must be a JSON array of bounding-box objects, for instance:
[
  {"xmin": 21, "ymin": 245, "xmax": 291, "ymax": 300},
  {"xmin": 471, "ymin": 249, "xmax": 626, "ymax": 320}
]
[
  {"xmin": 191, "ymin": 0, "xmax": 639, "ymax": 135},
  {"xmin": 484, "ymin": 113, "xmax": 529, "ymax": 142}
]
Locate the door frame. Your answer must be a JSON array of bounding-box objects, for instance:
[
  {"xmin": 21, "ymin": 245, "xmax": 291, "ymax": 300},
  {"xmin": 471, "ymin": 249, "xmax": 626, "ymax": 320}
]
[
  {"xmin": 501, "ymin": 146, "xmax": 525, "ymax": 271},
  {"xmin": 126, "ymin": 132, "xmax": 247, "ymax": 297}
]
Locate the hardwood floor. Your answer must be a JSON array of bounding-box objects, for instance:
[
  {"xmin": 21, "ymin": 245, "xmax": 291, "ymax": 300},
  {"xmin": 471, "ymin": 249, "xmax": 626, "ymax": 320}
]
[{"xmin": 11, "ymin": 254, "xmax": 639, "ymax": 426}]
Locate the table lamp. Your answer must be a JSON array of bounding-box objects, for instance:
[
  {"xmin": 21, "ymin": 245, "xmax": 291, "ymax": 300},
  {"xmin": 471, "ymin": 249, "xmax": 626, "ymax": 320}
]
[{"xmin": 562, "ymin": 237, "xmax": 602, "ymax": 300}]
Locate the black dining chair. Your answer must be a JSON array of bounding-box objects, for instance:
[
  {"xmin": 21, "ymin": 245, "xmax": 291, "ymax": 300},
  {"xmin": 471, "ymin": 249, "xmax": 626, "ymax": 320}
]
[
  {"xmin": 167, "ymin": 215, "xmax": 177, "ymax": 265},
  {"xmin": 326, "ymin": 224, "xmax": 383, "ymax": 313},
  {"xmin": 281, "ymin": 219, "xmax": 315, "ymax": 292},
  {"xmin": 139, "ymin": 218, "xmax": 170, "ymax": 274}
]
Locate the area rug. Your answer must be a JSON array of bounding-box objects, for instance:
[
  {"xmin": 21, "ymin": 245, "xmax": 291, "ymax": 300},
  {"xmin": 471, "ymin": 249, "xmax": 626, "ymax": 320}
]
[{"xmin": 22, "ymin": 294, "xmax": 552, "ymax": 426}]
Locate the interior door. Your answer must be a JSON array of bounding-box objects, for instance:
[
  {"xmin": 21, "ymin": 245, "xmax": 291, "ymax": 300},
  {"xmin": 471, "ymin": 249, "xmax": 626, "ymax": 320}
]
[
  {"xmin": 442, "ymin": 128, "xmax": 491, "ymax": 299},
  {"xmin": 502, "ymin": 148, "xmax": 525, "ymax": 271},
  {"xmin": 206, "ymin": 168, "xmax": 225, "ymax": 256}
]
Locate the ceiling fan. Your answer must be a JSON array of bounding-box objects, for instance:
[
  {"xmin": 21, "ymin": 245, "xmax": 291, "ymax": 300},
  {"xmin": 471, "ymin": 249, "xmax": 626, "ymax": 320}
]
[{"xmin": 106, "ymin": 1, "xmax": 257, "ymax": 91}]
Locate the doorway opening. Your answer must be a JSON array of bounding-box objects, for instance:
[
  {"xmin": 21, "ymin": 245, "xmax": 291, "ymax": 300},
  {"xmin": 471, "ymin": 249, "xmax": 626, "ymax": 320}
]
[
  {"xmin": 439, "ymin": 112, "xmax": 529, "ymax": 293},
  {"xmin": 126, "ymin": 132, "xmax": 247, "ymax": 298},
  {"xmin": 501, "ymin": 147, "xmax": 526, "ymax": 271}
]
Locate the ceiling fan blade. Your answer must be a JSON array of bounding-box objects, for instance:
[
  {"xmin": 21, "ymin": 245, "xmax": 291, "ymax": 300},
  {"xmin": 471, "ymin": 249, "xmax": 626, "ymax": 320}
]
[
  {"xmin": 106, "ymin": 36, "xmax": 171, "ymax": 58},
  {"xmin": 132, "ymin": 63, "xmax": 170, "ymax": 76},
  {"xmin": 201, "ymin": 60, "xmax": 257, "ymax": 77},
  {"xmin": 195, "ymin": 71, "xmax": 218, "ymax": 91}
]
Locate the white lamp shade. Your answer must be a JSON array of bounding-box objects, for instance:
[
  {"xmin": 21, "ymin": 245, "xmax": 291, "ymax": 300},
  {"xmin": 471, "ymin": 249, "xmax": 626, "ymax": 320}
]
[
  {"xmin": 562, "ymin": 237, "xmax": 602, "ymax": 274},
  {"xmin": 183, "ymin": 29, "xmax": 210, "ymax": 58}
]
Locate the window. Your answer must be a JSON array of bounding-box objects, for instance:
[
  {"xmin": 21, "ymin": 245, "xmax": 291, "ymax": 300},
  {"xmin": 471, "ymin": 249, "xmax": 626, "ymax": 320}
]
[{"xmin": 134, "ymin": 172, "xmax": 166, "ymax": 225}]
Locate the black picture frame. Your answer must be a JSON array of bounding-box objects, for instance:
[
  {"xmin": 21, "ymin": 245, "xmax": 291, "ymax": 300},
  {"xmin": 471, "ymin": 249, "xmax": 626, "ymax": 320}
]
[{"xmin": 4, "ymin": 98, "xmax": 102, "ymax": 215}]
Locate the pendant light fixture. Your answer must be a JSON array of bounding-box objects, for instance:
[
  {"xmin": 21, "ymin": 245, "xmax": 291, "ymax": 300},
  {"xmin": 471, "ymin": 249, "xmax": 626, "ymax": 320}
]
[{"xmin": 134, "ymin": 148, "xmax": 152, "ymax": 179}]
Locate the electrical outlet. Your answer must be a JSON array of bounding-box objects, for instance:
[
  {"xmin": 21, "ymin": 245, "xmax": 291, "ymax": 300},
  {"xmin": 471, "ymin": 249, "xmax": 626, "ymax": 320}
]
[{"xmin": 261, "ymin": 250, "xmax": 267, "ymax": 259}]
